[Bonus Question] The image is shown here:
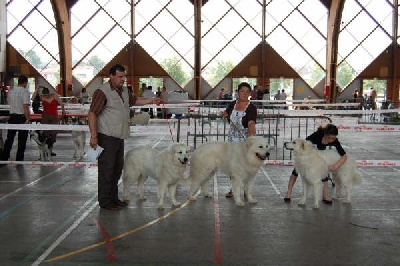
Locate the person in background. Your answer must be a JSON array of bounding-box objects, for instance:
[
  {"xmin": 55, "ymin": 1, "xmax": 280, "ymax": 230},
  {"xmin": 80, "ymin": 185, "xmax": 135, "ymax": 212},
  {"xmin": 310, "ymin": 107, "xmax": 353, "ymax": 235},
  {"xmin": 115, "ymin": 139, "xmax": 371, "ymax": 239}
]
[
  {"xmin": 223, "ymin": 82, "xmax": 257, "ymax": 198},
  {"xmin": 160, "ymin": 86, "xmax": 168, "ymax": 103},
  {"xmin": 80, "ymin": 87, "xmax": 89, "ymax": 104},
  {"xmin": 138, "ymin": 83, "xmax": 146, "ymax": 97},
  {"xmin": 284, "ymin": 124, "xmax": 347, "ymax": 204},
  {"xmin": 370, "ymin": 88, "xmax": 377, "ymax": 110},
  {"xmin": 353, "ymin": 89, "xmax": 359, "ymax": 101},
  {"xmin": 35, "ymin": 87, "xmax": 66, "ymax": 156},
  {"xmin": 160, "ymin": 86, "xmax": 169, "ymax": 118},
  {"xmin": 218, "ymin": 88, "xmax": 225, "ymax": 99},
  {"xmin": 281, "ymin": 89, "xmax": 288, "ymax": 109},
  {"xmin": 31, "ymin": 89, "xmax": 42, "ymax": 114},
  {"xmin": 155, "ymin": 87, "xmax": 162, "ymax": 117},
  {"xmin": 261, "ymin": 85, "xmax": 270, "ymax": 108},
  {"xmin": 0, "ymin": 81, "xmax": 8, "ymax": 105},
  {"xmin": 142, "ymin": 85, "xmax": 156, "ymax": 118},
  {"xmin": 232, "ymin": 89, "xmax": 238, "ymax": 100},
  {"xmin": 256, "ymin": 85, "xmax": 264, "ymax": 101},
  {"xmin": 88, "ymin": 64, "xmax": 162, "ymax": 211},
  {"xmin": 156, "ymin": 86, "xmax": 162, "ymax": 97},
  {"xmin": 1, "ymin": 75, "xmax": 31, "ymax": 163},
  {"xmin": 274, "ymin": 90, "xmax": 281, "ymax": 100},
  {"xmin": 127, "ymin": 85, "xmax": 135, "ymax": 119},
  {"xmin": 251, "ymin": 85, "xmax": 258, "ymax": 101}
]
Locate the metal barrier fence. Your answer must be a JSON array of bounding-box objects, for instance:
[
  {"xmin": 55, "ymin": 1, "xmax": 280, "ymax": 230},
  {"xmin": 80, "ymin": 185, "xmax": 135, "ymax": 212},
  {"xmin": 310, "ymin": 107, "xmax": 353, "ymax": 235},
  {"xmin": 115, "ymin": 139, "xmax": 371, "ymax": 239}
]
[
  {"xmin": 176, "ymin": 111, "xmax": 331, "ymax": 161},
  {"xmin": 186, "ymin": 100, "xmax": 399, "ymax": 126}
]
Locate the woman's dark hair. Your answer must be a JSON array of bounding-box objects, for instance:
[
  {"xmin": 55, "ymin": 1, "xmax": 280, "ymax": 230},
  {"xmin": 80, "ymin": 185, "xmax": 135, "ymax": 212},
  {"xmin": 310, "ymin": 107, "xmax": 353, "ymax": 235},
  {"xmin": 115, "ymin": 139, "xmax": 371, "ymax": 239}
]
[
  {"xmin": 318, "ymin": 124, "xmax": 338, "ymax": 136},
  {"xmin": 18, "ymin": 75, "xmax": 28, "ymax": 85},
  {"xmin": 41, "ymin": 87, "xmax": 50, "ymax": 95},
  {"xmin": 237, "ymin": 82, "xmax": 251, "ymax": 92}
]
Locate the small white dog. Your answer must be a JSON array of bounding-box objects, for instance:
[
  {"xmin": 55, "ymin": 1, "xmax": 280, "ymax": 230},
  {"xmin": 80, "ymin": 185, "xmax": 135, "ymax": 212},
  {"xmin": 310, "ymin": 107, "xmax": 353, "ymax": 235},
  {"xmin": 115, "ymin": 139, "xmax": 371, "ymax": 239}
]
[
  {"xmin": 284, "ymin": 139, "xmax": 361, "ymax": 209},
  {"xmin": 30, "ymin": 131, "xmax": 52, "ymax": 161},
  {"xmin": 72, "ymin": 130, "xmax": 86, "ymax": 160},
  {"xmin": 187, "ymin": 136, "xmax": 271, "ymax": 206},
  {"xmin": 122, "ymin": 143, "xmax": 189, "ymax": 209},
  {"xmin": 70, "ymin": 119, "xmax": 86, "ymax": 160},
  {"xmin": 130, "ymin": 112, "xmax": 150, "ymax": 126}
]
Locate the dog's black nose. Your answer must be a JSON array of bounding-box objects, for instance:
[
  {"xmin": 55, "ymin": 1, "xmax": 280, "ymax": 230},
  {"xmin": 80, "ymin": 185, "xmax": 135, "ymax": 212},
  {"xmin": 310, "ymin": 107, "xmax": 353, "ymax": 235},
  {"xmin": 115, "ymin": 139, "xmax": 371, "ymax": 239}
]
[
  {"xmin": 266, "ymin": 152, "xmax": 270, "ymax": 157},
  {"xmin": 184, "ymin": 157, "xmax": 188, "ymax": 163}
]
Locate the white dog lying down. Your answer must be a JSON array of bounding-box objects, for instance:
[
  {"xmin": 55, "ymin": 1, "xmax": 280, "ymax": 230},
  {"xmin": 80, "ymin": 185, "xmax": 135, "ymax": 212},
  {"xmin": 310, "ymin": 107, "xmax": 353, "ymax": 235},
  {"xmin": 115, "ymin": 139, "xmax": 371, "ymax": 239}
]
[
  {"xmin": 129, "ymin": 112, "xmax": 150, "ymax": 126},
  {"xmin": 122, "ymin": 143, "xmax": 189, "ymax": 209},
  {"xmin": 187, "ymin": 136, "xmax": 271, "ymax": 206},
  {"xmin": 284, "ymin": 139, "xmax": 361, "ymax": 209}
]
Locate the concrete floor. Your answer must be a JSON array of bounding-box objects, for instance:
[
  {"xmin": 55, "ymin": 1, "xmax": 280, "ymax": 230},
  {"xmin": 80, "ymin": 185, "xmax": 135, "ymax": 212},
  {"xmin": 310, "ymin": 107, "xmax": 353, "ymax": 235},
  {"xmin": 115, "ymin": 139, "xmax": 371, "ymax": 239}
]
[{"xmin": 0, "ymin": 122, "xmax": 399, "ymax": 265}]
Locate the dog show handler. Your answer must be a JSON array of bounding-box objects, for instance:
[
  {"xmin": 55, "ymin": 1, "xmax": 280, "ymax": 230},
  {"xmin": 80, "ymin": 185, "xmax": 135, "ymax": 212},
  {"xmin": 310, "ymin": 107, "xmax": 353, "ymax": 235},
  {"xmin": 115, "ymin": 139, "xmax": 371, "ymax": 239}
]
[
  {"xmin": 88, "ymin": 64, "xmax": 162, "ymax": 211},
  {"xmin": 284, "ymin": 124, "xmax": 348, "ymax": 204}
]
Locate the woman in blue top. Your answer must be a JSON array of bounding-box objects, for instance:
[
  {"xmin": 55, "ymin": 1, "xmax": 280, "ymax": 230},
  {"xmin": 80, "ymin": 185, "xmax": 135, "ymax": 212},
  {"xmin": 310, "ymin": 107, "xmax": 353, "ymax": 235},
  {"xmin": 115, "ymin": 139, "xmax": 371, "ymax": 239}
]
[{"xmin": 284, "ymin": 124, "xmax": 347, "ymax": 204}]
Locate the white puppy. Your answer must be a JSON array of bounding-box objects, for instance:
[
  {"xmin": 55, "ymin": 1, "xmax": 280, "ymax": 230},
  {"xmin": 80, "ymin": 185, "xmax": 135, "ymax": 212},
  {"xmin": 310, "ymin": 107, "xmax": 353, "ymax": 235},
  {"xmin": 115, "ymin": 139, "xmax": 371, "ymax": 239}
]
[
  {"xmin": 284, "ymin": 139, "xmax": 361, "ymax": 209},
  {"xmin": 71, "ymin": 120, "xmax": 86, "ymax": 160},
  {"xmin": 187, "ymin": 136, "xmax": 271, "ymax": 206},
  {"xmin": 122, "ymin": 143, "xmax": 189, "ymax": 209},
  {"xmin": 30, "ymin": 131, "xmax": 51, "ymax": 161},
  {"xmin": 130, "ymin": 112, "xmax": 150, "ymax": 126}
]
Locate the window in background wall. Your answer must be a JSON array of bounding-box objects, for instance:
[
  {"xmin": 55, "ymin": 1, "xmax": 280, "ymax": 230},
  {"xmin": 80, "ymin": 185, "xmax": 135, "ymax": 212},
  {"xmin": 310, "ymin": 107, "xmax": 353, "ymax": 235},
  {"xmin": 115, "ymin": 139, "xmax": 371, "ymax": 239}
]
[
  {"xmin": 270, "ymin": 78, "xmax": 293, "ymax": 100},
  {"xmin": 266, "ymin": 0, "xmax": 327, "ymax": 89},
  {"xmin": 6, "ymin": 0, "xmax": 60, "ymax": 87},
  {"xmin": 362, "ymin": 79, "xmax": 387, "ymax": 100},
  {"xmin": 337, "ymin": 0, "xmax": 393, "ymax": 88}
]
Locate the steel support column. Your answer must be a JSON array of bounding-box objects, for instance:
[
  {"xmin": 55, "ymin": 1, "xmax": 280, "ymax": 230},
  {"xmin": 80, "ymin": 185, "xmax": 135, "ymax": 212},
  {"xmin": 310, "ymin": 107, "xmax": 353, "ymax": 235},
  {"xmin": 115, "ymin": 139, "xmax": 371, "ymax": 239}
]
[
  {"xmin": 194, "ymin": 0, "xmax": 202, "ymax": 100},
  {"xmin": 326, "ymin": 0, "xmax": 345, "ymax": 103},
  {"xmin": 51, "ymin": 0, "xmax": 72, "ymax": 97},
  {"xmin": 129, "ymin": 0, "xmax": 135, "ymax": 92},
  {"xmin": 391, "ymin": 0, "xmax": 399, "ymax": 106}
]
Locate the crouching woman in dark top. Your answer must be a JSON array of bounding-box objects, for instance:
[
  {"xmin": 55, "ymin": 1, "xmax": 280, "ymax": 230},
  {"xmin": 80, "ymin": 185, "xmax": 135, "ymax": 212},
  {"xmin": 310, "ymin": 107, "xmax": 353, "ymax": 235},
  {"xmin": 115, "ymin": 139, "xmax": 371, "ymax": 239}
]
[{"xmin": 283, "ymin": 124, "xmax": 347, "ymax": 204}]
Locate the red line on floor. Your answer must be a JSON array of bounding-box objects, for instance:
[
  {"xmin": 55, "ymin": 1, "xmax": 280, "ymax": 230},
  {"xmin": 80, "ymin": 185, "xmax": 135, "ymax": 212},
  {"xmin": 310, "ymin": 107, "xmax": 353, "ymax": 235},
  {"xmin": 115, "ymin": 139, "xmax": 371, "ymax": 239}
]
[
  {"xmin": 92, "ymin": 216, "xmax": 116, "ymax": 263},
  {"xmin": 213, "ymin": 175, "xmax": 222, "ymax": 264}
]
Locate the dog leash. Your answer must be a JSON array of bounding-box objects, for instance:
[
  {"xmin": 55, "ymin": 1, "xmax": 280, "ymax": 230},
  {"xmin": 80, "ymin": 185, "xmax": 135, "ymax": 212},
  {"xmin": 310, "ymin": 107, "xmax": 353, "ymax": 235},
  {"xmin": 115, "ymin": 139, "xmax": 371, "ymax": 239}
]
[{"xmin": 229, "ymin": 120, "xmax": 247, "ymax": 139}]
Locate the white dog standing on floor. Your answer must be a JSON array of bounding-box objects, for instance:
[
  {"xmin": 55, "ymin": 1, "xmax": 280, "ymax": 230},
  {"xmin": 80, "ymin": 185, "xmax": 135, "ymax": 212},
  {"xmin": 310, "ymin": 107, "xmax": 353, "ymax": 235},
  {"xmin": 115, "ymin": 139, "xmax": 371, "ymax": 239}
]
[
  {"xmin": 187, "ymin": 136, "xmax": 271, "ymax": 206},
  {"xmin": 284, "ymin": 139, "xmax": 361, "ymax": 209},
  {"xmin": 71, "ymin": 120, "xmax": 86, "ymax": 160},
  {"xmin": 122, "ymin": 143, "xmax": 189, "ymax": 209},
  {"xmin": 30, "ymin": 131, "xmax": 52, "ymax": 161}
]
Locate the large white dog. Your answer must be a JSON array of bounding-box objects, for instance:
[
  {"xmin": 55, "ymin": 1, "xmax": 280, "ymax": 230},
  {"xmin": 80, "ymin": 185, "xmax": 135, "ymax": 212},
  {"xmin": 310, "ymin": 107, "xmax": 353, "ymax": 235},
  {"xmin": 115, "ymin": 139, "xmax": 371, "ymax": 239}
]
[
  {"xmin": 284, "ymin": 139, "xmax": 361, "ymax": 209},
  {"xmin": 187, "ymin": 136, "xmax": 271, "ymax": 206},
  {"xmin": 122, "ymin": 143, "xmax": 189, "ymax": 209}
]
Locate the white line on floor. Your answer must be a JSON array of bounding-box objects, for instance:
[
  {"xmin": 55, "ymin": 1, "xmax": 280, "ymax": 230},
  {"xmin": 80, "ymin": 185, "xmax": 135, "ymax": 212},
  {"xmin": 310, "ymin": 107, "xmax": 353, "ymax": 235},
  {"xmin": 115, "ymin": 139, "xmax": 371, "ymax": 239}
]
[{"xmin": 260, "ymin": 166, "xmax": 281, "ymax": 195}]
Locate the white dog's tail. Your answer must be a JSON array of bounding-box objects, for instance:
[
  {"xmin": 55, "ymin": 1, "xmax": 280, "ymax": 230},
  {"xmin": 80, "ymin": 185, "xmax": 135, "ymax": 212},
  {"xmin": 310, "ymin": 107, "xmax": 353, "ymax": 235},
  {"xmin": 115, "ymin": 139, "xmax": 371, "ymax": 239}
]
[{"xmin": 353, "ymin": 170, "xmax": 362, "ymax": 185}]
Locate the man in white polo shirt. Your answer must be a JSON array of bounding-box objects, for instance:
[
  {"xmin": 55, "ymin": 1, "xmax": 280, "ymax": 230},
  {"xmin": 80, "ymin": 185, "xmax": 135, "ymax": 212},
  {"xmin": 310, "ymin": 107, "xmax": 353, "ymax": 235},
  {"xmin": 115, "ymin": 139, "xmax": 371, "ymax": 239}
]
[{"xmin": 1, "ymin": 75, "xmax": 31, "ymax": 162}]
